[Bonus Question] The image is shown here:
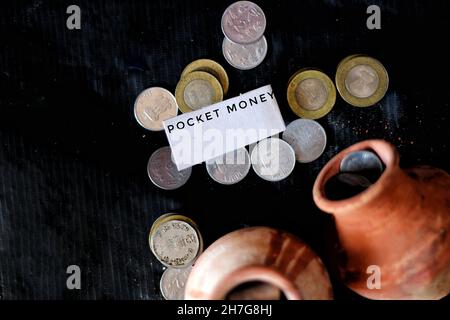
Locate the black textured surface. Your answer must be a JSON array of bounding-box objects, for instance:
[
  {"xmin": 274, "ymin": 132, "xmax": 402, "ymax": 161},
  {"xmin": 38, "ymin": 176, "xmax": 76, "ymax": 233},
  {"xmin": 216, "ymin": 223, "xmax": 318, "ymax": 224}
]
[{"xmin": 0, "ymin": 0, "xmax": 449, "ymax": 300}]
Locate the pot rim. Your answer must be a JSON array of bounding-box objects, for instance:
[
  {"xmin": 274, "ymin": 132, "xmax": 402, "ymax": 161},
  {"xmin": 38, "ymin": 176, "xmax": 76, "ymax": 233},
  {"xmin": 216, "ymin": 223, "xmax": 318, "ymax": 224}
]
[
  {"xmin": 313, "ymin": 139, "xmax": 400, "ymax": 213},
  {"xmin": 209, "ymin": 265, "xmax": 303, "ymax": 300}
]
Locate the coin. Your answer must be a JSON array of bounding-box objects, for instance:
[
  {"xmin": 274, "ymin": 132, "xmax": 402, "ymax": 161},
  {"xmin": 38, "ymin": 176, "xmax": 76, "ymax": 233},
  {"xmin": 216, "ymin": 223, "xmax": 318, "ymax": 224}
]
[
  {"xmin": 134, "ymin": 87, "xmax": 178, "ymax": 131},
  {"xmin": 287, "ymin": 69, "xmax": 336, "ymax": 119},
  {"xmin": 222, "ymin": 36, "xmax": 267, "ymax": 70},
  {"xmin": 180, "ymin": 59, "xmax": 229, "ymax": 95},
  {"xmin": 251, "ymin": 138, "xmax": 296, "ymax": 182},
  {"xmin": 335, "ymin": 55, "xmax": 389, "ymax": 107},
  {"xmin": 150, "ymin": 218, "xmax": 201, "ymax": 268},
  {"xmin": 175, "ymin": 71, "xmax": 223, "ymax": 113},
  {"xmin": 147, "ymin": 146, "xmax": 191, "ymax": 190},
  {"xmin": 282, "ymin": 119, "xmax": 327, "ymax": 163},
  {"xmin": 205, "ymin": 148, "xmax": 251, "ymax": 185},
  {"xmin": 340, "ymin": 150, "xmax": 383, "ymax": 182},
  {"xmin": 160, "ymin": 266, "xmax": 193, "ymax": 300},
  {"xmin": 221, "ymin": 1, "xmax": 266, "ymax": 44}
]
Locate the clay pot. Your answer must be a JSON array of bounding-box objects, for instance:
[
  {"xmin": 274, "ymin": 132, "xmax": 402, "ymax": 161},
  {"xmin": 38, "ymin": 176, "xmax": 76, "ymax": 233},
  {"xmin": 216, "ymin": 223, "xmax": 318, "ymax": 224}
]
[
  {"xmin": 184, "ymin": 227, "xmax": 333, "ymax": 300},
  {"xmin": 313, "ymin": 139, "xmax": 450, "ymax": 300}
]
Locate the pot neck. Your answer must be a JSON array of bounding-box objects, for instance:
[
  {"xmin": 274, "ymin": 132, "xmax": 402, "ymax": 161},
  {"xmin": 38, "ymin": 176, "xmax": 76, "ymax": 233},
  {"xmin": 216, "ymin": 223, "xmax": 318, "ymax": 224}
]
[
  {"xmin": 313, "ymin": 140, "xmax": 415, "ymax": 226},
  {"xmin": 210, "ymin": 265, "xmax": 303, "ymax": 300}
]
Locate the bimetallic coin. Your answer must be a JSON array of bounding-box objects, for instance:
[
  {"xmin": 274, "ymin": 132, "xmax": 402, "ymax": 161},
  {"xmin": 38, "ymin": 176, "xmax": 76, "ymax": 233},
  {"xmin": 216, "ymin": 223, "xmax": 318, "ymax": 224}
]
[
  {"xmin": 150, "ymin": 219, "xmax": 201, "ymax": 268},
  {"xmin": 221, "ymin": 1, "xmax": 266, "ymax": 44},
  {"xmin": 287, "ymin": 69, "xmax": 336, "ymax": 119},
  {"xmin": 222, "ymin": 36, "xmax": 267, "ymax": 70},
  {"xmin": 251, "ymin": 138, "xmax": 296, "ymax": 182},
  {"xmin": 180, "ymin": 59, "xmax": 229, "ymax": 95},
  {"xmin": 175, "ymin": 71, "xmax": 223, "ymax": 113},
  {"xmin": 134, "ymin": 87, "xmax": 178, "ymax": 131},
  {"xmin": 160, "ymin": 266, "xmax": 193, "ymax": 300},
  {"xmin": 336, "ymin": 55, "xmax": 389, "ymax": 107},
  {"xmin": 340, "ymin": 150, "xmax": 384, "ymax": 181},
  {"xmin": 205, "ymin": 148, "xmax": 251, "ymax": 185},
  {"xmin": 147, "ymin": 146, "xmax": 191, "ymax": 190},
  {"xmin": 282, "ymin": 119, "xmax": 327, "ymax": 163}
]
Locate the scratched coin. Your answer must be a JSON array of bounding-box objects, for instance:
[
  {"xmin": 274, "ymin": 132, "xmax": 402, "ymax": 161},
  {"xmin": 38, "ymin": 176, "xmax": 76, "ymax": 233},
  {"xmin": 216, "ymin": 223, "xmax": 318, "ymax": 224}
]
[
  {"xmin": 221, "ymin": 1, "xmax": 266, "ymax": 44},
  {"xmin": 282, "ymin": 119, "xmax": 327, "ymax": 163},
  {"xmin": 134, "ymin": 87, "xmax": 178, "ymax": 131},
  {"xmin": 222, "ymin": 36, "xmax": 267, "ymax": 70},
  {"xmin": 147, "ymin": 146, "xmax": 192, "ymax": 190},
  {"xmin": 205, "ymin": 148, "xmax": 251, "ymax": 185},
  {"xmin": 175, "ymin": 71, "xmax": 223, "ymax": 113},
  {"xmin": 160, "ymin": 266, "xmax": 193, "ymax": 300},
  {"xmin": 150, "ymin": 219, "xmax": 201, "ymax": 268},
  {"xmin": 251, "ymin": 138, "xmax": 295, "ymax": 182}
]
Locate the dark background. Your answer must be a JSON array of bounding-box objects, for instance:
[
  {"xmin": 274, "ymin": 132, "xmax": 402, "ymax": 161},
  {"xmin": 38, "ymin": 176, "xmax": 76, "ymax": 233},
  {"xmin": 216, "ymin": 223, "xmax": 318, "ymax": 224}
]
[{"xmin": 0, "ymin": 0, "xmax": 449, "ymax": 300}]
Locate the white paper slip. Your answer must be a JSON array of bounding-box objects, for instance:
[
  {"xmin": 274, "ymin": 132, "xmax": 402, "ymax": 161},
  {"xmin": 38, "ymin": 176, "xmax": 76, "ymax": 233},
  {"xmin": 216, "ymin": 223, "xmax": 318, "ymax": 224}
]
[{"xmin": 163, "ymin": 84, "xmax": 286, "ymax": 170}]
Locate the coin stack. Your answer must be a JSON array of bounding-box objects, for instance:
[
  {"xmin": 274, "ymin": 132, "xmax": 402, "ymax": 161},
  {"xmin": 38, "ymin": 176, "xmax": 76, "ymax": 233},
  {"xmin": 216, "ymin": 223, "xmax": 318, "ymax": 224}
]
[
  {"xmin": 221, "ymin": 1, "xmax": 268, "ymax": 70},
  {"xmin": 175, "ymin": 59, "xmax": 229, "ymax": 113},
  {"xmin": 149, "ymin": 213, "xmax": 203, "ymax": 300}
]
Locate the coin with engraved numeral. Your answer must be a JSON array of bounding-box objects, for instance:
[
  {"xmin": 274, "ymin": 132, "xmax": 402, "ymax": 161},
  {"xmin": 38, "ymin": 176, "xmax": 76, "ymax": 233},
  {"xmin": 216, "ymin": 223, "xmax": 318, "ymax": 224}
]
[
  {"xmin": 282, "ymin": 119, "xmax": 327, "ymax": 163},
  {"xmin": 160, "ymin": 266, "xmax": 193, "ymax": 300},
  {"xmin": 147, "ymin": 146, "xmax": 191, "ymax": 190},
  {"xmin": 134, "ymin": 87, "xmax": 178, "ymax": 131},
  {"xmin": 222, "ymin": 36, "xmax": 267, "ymax": 70},
  {"xmin": 251, "ymin": 138, "xmax": 296, "ymax": 182},
  {"xmin": 150, "ymin": 219, "xmax": 201, "ymax": 268},
  {"xmin": 205, "ymin": 148, "xmax": 251, "ymax": 185},
  {"xmin": 221, "ymin": 1, "xmax": 266, "ymax": 44}
]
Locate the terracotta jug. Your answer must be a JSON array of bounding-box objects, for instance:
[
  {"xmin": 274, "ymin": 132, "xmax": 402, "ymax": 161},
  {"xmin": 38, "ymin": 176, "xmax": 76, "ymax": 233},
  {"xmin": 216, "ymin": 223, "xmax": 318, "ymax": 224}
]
[
  {"xmin": 185, "ymin": 227, "xmax": 333, "ymax": 300},
  {"xmin": 313, "ymin": 139, "xmax": 450, "ymax": 299}
]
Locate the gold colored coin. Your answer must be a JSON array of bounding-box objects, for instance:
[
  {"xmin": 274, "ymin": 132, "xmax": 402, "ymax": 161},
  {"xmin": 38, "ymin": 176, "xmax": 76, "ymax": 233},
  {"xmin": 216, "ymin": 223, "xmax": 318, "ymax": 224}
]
[
  {"xmin": 175, "ymin": 71, "xmax": 223, "ymax": 113},
  {"xmin": 149, "ymin": 213, "xmax": 204, "ymax": 268},
  {"xmin": 181, "ymin": 59, "xmax": 229, "ymax": 95},
  {"xmin": 287, "ymin": 69, "xmax": 336, "ymax": 119},
  {"xmin": 335, "ymin": 55, "xmax": 389, "ymax": 107}
]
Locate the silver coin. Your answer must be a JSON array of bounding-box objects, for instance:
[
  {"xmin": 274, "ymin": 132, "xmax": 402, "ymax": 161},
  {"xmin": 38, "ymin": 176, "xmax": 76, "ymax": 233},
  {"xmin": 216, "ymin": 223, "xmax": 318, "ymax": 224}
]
[
  {"xmin": 134, "ymin": 87, "xmax": 178, "ymax": 131},
  {"xmin": 221, "ymin": 1, "xmax": 266, "ymax": 44},
  {"xmin": 160, "ymin": 266, "xmax": 193, "ymax": 300},
  {"xmin": 147, "ymin": 146, "xmax": 192, "ymax": 190},
  {"xmin": 222, "ymin": 36, "xmax": 267, "ymax": 70},
  {"xmin": 282, "ymin": 119, "xmax": 327, "ymax": 163},
  {"xmin": 205, "ymin": 148, "xmax": 250, "ymax": 185},
  {"xmin": 340, "ymin": 150, "xmax": 383, "ymax": 174},
  {"xmin": 251, "ymin": 138, "xmax": 296, "ymax": 182},
  {"xmin": 150, "ymin": 220, "xmax": 201, "ymax": 268}
]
